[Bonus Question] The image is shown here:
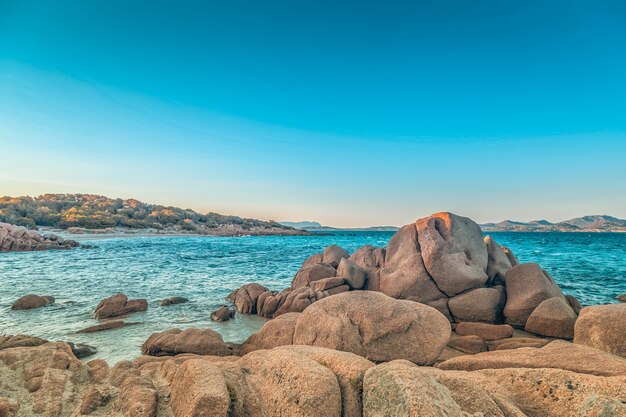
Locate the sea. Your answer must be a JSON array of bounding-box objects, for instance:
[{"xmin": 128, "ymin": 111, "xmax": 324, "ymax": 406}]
[{"xmin": 1, "ymin": 231, "xmax": 624, "ymax": 363}]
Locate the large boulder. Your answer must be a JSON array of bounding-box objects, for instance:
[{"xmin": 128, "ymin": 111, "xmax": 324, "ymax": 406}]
[
  {"xmin": 336, "ymin": 258, "xmax": 366, "ymax": 289},
  {"xmin": 448, "ymin": 286, "xmax": 506, "ymax": 323},
  {"xmin": 349, "ymin": 244, "xmax": 385, "ymax": 291},
  {"xmin": 11, "ymin": 294, "xmax": 55, "ymax": 310},
  {"xmin": 322, "ymin": 244, "xmax": 349, "ymax": 267},
  {"xmin": 237, "ymin": 348, "xmax": 342, "ymax": 417},
  {"xmin": 241, "ymin": 312, "xmax": 300, "ymax": 353},
  {"xmin": 525, "ymin": 297, "xmax": 577, "ymax": 339},
  {"xmin": 439, "ymin": 340, "xmax": 626, "ymax": 376},
  {"xmin": 293, "ymin": 291, "xmax": 451, "ymax": 364},
  {"xmin": 291, "ymin": 263, "xmax": 336, "ymax": 289},
  {"xmin": 503, "ymin": 263, "xmax": 565, "ymax": 327},
  {"xmin": 484, "ymin": 235, "xmax": 512, "ymax": 284},
  {"xmin": 227, "ymin": 283, "xmax": 269, "ymax": 314},
  {"xmin": 141, "ymin": 328, "xmax": 233, "ymax": 357},
  {"xmin": 416, "ymin": 212, "xmax": 489, "ymax": 296},
  {"xmin": 378, "ymin": 224, "xmax": 447, "ymax": 306},
  {"xmin": 574, "ymin": 303, "xmax": 626, "ymax": 358},
  {"xmin": 93, "ymin": 293, "xmax": 148, "ymax": 319}
]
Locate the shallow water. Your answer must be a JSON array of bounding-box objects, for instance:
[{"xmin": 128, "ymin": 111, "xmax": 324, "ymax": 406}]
[{"xmin": 0, "ymin": 231, "xmax": 624, "ymax": 363}]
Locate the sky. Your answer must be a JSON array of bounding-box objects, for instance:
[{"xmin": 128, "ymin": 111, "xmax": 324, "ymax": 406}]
[{"xmin": 1, "ymin": 0, "xmax": 625, "ymax": 227}]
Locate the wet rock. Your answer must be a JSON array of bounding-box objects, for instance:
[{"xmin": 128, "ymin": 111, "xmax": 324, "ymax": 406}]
[
  {"xmin": 525, "ymin": 297, "xmax": 577, "ymax": 339},
  {"xmin": 616, "ymin": 293, "xmax": 626, "ymax": 303},
  {"xmin": 416, "ymin": 212, "xmax": 489, "ymax": 296},
  {"xmin": 77, "ymin": 320, "xmax": 142, "ymax": 333},
  {"xmin": 293, "ymin": 291, "xmax": 451, "ymax": 364},
  {"xmin": 456, "ymin": 322, "xmax": 513, "ymax": 341},
  {"xmin": 503, "ymin": 263, "xmax": 565, "ymax": 327},
  {"xmin": 210, "ymin": 305, "xmax": 235, "ymax": 322},
  {"xmin": 67, "ymin": 342, "xmax": 97, "ymax": 359},
  {"xmin": 448, "ymin": 286, "xmax": 506, "ymax": 323},
  {"xmin": 574, "ymin": 303, "xmax": 626, "ymax": 358},
  {"xmin": 439, "ymin": 340, "xmax": 626, "ymax": 376},
  {"xmin": 226, "ymin": 283, "xmax": 269, "ymax": 314},
  {"xmin": 291, "ymin": 263, "xmax": 336, "ymax": 289},
  {"xmin": 141, "ymin": 328, "xmax": 233, "ymax": 357},
  {"xmin": 241, "ymin": 313, "xmax": 300, "ymax": 353},
  {"xmin": 336, "ymin": 258, "xmax": 366, "ymax": 289},
  {"xmin": 10, "ymin": 294, "xmax": 55, "ymax": 310},
  {"xmin": 322, "ymin": 244, "xmax": 349, "ymax": 267},
  {"xmin": 93, "ymin": 293, "xmax": 148, "ymax": 319},
  {"xmin": 159, "ymin": 296, "xmax": 189, "ymax": 306}
]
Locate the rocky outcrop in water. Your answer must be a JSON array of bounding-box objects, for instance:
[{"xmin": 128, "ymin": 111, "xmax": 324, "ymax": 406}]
[
  {"xmin": 10, "ymin": 294, "xmax": 55, "ymax": 310},
  {"xmin": 93, "ymin": 293, "xmax": 148, "ymax": 319},
  {"xmin": 0, "ymin": 222, "xmax": 79, "ymax": 252}
]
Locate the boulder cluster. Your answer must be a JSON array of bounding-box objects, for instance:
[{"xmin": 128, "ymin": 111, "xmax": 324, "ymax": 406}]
[
  {"xmin": 0, "ymin": 222, "xmax": 79, "ymax": 251},
  {"xmin": 228, "ymin": 212, "xmax": 582, "ymax": 340}
]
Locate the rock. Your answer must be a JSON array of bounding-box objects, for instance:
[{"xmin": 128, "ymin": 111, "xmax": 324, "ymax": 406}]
[
  {"xmin": 525, "ymin": 297, "xmax": 577, "ymax": 339},
  {"xmin": 475, "ymin": 367, "xmax": 626, "ymax": 417},
  {"xmin": 159, "ymin": 296, "xmax": 189, "ymax": 306},
  {"xmin": 291, "ymin": 263, "xmax": 336, "ymax": 289},
  {"xmin": 93, "ymin": 293, "xmax": 148, "ymax": 319},
  {"xmin": 301, "ymin": 252, "xmax": 324, "ymax": 268},
  {"xmin": 503, "ymin": 263, "xmax": 565, "ymax": 327},
  {"xmin": 0, "ymin": 335, "xmax": 48, "ymax": 350},
  {"xmin": 0, "ymin": 222, "xmax": 79, "ymax": 252},
  {"xmin": 67, "ymin": 342, "xmax": 97, "ymax": 359},
  {"xmin": 10, "ymin": 294, "xmax": 55, "ymax": 310},
  {"xmin": 491, "ymin": 339, "xmax": 550, "ymax": 350},
  {"xmin": 77, "ymin": 320, "xmax": 141, "ymax": 333},
  {"xmin": 448, "ymin": 286, "xmax": 506, "ymax": 323},
  {"xmin": 276, "ymin": 345, "xmax": 374, "ymax": 417},
  {"xmin": 273, "ymin": 287, "xmax": 319, "ymax": 317},
  {"xmin": 327, "ymin": 284, "xmax": 350, "ymax": 295},
  {"xmin": 363, "ymin": 360, "xmax": 470, "ymax": 416},
  {"xmin": 378, "ymin": 224, "xmax": 447, "ymax": 307},
  {"xmin": 574, "ymin": 303, "xmax": 626, "ymax": 358},
  {"xmin": 336, "ymin": 258, "xmax": 366, "ymax": 289},
  {"xmin": 322, "ymin": 244, "xmax": 349, "ymax": 267},
  {"xmin": 226, "ymin": 283, "xmax": 269, "ymax": 314},
  {"xmin": 502, "ymin": 245, "xmax": 519, "ymax": 266},
  {"xmin": 439, "ymin": 339, "xmax": 626, "ymax": 376},
  {"xmin": 257, "ymin": 290, "xmax": 284, "ymax": 318},
  {"xmin": 447, "ymin": 335, "xmax": 488, "ymax": 354},
  {"xmin": 210, "ymin": 306, "xmax": 235, "ymax": 322},
  {"xmin": 616, "ymin": 293, "xmax": 626, "ymax": 302},
  {"xmin": 309, "ymin": 276, "xmax": 345, "ymax": 291},
  {"xmin": 565, "ymin": 294, "xmax": 583, "ymax": 314},
  {"xmin": 456, "ymin": 322, "xmax": 513, "ymax": 341},
  {"xmin": 169, "ymin": 359, "xmax": 231, "ymax": 417},
  {"xmin": 237, "ymin": 348, "xmax": 342, "ymax": 417},
  {"xmin": 141, "ymin": 328, "xmax": 233, "ymax": 357},
  {"xmin": 293, "ymin": 291, "xmax": 451, "ymax": 364},
  {"xmin": 349, "ymin": 244, "xmax": 386, "ymax": 269},
  {"xmin": 484, "ymin": 235, "xmax": 512, "ymax": 284},
  {"xmin": 241, "ymin": 313, "xmax": 300, "ymax": 353},
  {"xmin": 416, "ymin": 212, "xmax": 489, "ymax": 296}
]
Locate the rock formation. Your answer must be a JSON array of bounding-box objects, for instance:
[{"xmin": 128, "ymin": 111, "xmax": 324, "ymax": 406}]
[
  {"xmin": 11, "ymin": 294, "xmax": 55, "ymax": 310},
  {"xmin": 93, "ymin": 293, "xmax": 148, "ymax": 319},
  {"xmin": 0, "ymin": 222, "xmax": 79, "ymax": 251},
  {"xmin": 574, "ymin": 303, "xmax": 626, "ymax": 358}
]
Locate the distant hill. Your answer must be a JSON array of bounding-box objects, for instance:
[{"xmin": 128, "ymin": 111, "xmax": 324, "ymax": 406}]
[
  {"xmin": 0, "ymin": 194, "xmax": 305, "ymax": 236},
  {"xmin": 279, "ymin": 221, "xmax": 399, "ymax": 232},
  {"xmin": 481, "ymin": 215, "xmax": 626, "ymax": 232}
]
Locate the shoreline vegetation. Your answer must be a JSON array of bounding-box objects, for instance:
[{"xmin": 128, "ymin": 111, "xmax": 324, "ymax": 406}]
[
  {"xmin": 2, "ymin": 211, "xmax": 626, "ymax": 416},
  {"xmin": 0, "ymin": 194, "xmax": 306, "ymax": 238}
]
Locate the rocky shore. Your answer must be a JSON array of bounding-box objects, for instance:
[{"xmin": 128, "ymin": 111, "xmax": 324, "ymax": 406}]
[
  {"xmin": 2, "ymin": 212, "xmax": 626, "ymax": 416},
  {"xmin": 0, "ymin": 223, "xmax": 79, "ymax": 252}
]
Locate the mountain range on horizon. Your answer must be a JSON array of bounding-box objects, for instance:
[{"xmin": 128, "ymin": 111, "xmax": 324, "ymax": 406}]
[{"xmin": 281, "ymin": 215, "xmax": 626, "ymax": 233}]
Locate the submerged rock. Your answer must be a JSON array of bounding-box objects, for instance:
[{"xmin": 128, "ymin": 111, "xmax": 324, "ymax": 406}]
[
  {"xmin": 159, "ymin": 296, "xmax": 189, "ymax": 306},
  {"xmin": 293, "ymin": 291, "xmax": 451, "ymax": 364},
  {"xmin": 77, "ymin": 320, "xmax": 142, "ymax": 333},
  {"xmin": 11, "ymin": 294, "xmax": 55, "ymax": 310},
  {"xmin": 93, "ymin": 293, "xmax": 148, "ymax": 319},
  {"xmin": 210, "ymin": 305, "xmax": 235, "ymax": 322}
]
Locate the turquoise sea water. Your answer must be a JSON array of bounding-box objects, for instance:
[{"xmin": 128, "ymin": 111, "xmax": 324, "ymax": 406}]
[{"xmin": 1, "ymin": 231, "xmax": 624, "ymax": 363}]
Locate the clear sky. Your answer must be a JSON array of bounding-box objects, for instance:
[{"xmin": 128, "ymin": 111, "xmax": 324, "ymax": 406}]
[{"xmin": 1, "ymin": 1, "xmax": 625, "ymax": 227}]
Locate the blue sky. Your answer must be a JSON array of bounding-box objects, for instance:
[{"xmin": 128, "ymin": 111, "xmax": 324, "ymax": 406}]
[{"xmin": 1, "ymin": 0, "xmax": 625, "ymax": 226}]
